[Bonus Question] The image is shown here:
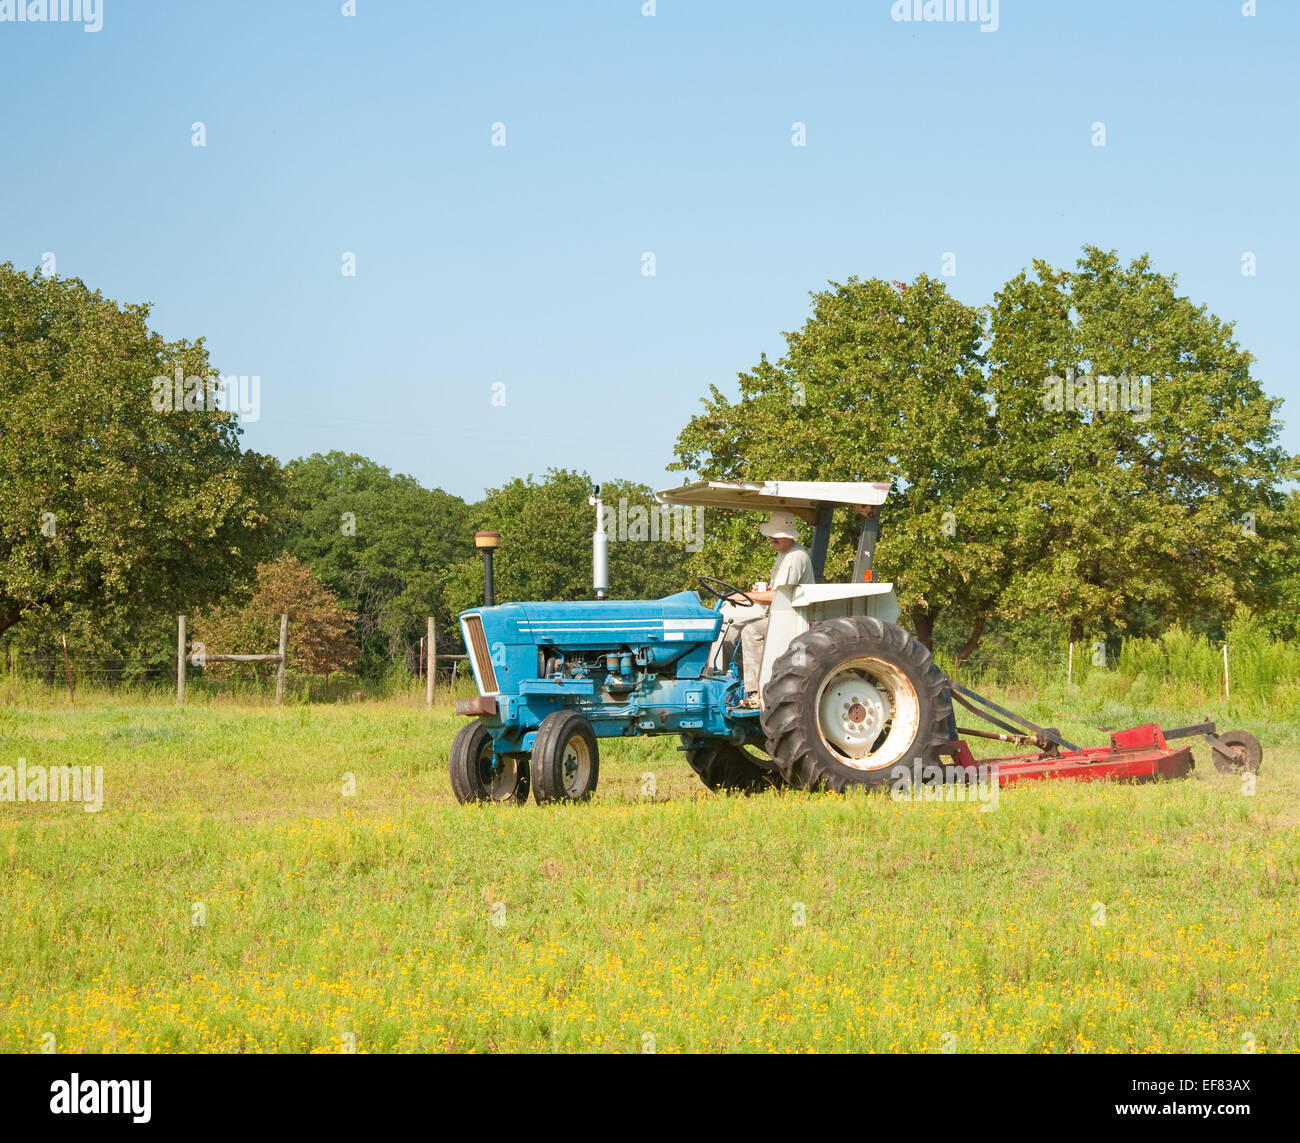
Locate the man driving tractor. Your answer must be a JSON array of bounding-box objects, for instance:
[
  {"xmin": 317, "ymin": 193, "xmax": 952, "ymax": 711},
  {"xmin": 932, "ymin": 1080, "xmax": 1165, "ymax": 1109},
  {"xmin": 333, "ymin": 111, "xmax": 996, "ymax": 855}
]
[{"xmin": 716, "ymin": 509, "xmax": 815, "ymax": 705}]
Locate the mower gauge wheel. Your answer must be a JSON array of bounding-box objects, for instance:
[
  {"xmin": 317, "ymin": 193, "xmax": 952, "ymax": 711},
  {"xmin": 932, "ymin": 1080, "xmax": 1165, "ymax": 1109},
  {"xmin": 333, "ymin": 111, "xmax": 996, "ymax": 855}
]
[{"xmin": 1211, "ymin": 729, "xmax": 1263, "ymax": 774}]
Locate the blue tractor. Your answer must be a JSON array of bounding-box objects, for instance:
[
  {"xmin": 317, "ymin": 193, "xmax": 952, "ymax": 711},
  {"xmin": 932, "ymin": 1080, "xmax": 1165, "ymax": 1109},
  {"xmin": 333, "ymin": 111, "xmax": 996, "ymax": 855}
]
[{"xmin": 449, "ymin": 481, "xmax": 954, "ymax": 802}]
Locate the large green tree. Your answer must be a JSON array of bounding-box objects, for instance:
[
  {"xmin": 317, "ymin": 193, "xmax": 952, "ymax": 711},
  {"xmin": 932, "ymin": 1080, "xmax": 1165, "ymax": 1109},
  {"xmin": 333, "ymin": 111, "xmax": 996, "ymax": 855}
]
[
  {"xmin": 443, "ymin": 469, "xmax": 694, "ymax": 615},
  {"xmin": 0, "ymin": 264, "xmax": 286, "ymax": 663},
  {"xmin": 283, "ymin": 452, "xmax": 472, "ymax": 673},
  {"xmin": 672, "ymin": 255, "xmax": 1294, "ymax": 663},
  {"xmin": 1254, "ymin": 490, "xmax": 1300, "ymax": 641},
  {"xmin": 672, "ymin": 274, "xmax": 1005, "ymax": 656},
  {"xmin": 987, "ymin": 247, "xmax": 1293, "ymax": 643}
]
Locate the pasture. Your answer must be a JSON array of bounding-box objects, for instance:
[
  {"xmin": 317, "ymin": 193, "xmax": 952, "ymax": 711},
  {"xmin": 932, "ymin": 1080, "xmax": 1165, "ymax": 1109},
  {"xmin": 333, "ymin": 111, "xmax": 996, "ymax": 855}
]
[{"xmin": 1, "ymin": 682, "xmax": 1296, "ymax": 1053}]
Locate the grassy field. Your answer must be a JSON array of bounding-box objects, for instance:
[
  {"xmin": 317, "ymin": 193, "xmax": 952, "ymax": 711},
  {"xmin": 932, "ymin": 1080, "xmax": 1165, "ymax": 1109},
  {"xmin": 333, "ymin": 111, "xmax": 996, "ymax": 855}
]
[{"xmin": 1, "ymin": 680, "xmax": 1297, "ymax": 1053}]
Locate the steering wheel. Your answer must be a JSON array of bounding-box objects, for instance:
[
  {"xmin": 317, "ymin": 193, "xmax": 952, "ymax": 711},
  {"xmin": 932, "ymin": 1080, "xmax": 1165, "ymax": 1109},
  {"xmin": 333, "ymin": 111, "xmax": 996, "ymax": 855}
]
[{"xmin": 697, "ymin": 575, "xmax": 757, "ymax": 608}]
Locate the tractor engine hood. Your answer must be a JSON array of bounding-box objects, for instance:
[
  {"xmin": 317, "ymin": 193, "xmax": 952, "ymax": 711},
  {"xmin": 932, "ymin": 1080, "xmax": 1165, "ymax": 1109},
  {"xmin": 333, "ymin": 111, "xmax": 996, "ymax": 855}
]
[
  {"xmin": 515, "ymin": 591, "xmax": 722, "ymax": 648},
  {"xmin": 459, "ymin": 591, "xmax": 723, "ymax": 695},
  {"xmin": 468, "ymin": 591, "xmax": 720, "ymax": 649}
]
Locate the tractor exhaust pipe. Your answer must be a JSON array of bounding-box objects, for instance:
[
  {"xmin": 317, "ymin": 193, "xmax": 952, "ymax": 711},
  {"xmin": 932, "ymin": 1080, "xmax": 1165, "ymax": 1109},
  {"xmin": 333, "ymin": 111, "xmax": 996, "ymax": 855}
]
[
  {"xmin": 475, "ymin": 531, "xmax": 500, "ymax": 607},
  {"xmin": 590, "ymin": 488, "xmax": 608, "ymax": 600}
]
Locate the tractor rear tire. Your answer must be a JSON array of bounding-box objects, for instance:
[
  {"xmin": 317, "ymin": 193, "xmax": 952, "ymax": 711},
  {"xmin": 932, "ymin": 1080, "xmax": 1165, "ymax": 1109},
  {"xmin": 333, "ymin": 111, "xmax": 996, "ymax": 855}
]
[
  {"xmin": 449, "ymin": 721, "xmax": 530, "ymax": 805},
  {"xmin": 680, "ymin": 737, "xmax": 783, "ymax": 794},
  {"xmin": 531, "ymin": 710, "xmax": 600, "ymax": 803},
  {"xmin": 761, "ymin": 615, "xmax": 952, "ymax": 793}
]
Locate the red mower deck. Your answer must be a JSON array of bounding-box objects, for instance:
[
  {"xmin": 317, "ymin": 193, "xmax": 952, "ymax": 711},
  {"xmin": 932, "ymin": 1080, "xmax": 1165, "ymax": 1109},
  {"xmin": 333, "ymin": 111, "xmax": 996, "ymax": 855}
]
[{"xmin": 943, "ymin": 684, "xmax": 1260, "ymax": 786}]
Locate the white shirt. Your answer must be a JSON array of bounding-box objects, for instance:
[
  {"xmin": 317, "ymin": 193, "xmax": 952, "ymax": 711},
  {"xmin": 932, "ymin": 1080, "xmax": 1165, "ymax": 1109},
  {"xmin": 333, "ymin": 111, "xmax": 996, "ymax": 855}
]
[{"xmin": 770, "ymin": 543, "xmax": 815, "ymax": 588}]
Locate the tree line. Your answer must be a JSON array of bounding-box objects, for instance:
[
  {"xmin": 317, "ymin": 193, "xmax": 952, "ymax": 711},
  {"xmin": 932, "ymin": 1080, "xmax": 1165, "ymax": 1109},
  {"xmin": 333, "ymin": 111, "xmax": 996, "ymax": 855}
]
[{"xmin": 1, "ymin": 248, "xmax": 1295, "ymax": 685}]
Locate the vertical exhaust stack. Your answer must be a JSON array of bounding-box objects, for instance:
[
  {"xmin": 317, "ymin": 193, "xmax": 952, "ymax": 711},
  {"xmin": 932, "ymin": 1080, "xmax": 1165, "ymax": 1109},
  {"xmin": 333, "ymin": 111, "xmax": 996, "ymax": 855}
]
[
  {"xmin": 475, "ymin": 531, "xmax": 500, "ymax": 607},
  {"xmin": 589, "ymin": 487, "xmax": 608, "ymax": 600}
]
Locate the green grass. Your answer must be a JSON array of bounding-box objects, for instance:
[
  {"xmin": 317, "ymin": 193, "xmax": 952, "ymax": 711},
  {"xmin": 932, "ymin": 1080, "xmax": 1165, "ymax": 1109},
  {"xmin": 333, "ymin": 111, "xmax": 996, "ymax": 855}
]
[{"xmin": 1, "ymin": 681, "xmax": 1297, "ymax": 1053}]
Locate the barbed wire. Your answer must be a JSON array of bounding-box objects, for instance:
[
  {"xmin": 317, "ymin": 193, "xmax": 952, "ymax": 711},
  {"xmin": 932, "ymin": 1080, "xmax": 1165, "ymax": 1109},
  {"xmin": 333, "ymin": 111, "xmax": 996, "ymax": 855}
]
[{"xmin": 8, "ymin": 656, "xmax": 171, "ymax": 664}]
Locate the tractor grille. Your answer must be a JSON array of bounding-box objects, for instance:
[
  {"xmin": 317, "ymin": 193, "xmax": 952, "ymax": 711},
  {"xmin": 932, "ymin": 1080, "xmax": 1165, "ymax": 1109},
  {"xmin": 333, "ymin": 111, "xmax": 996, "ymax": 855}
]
[{"xmin": 463, "ymin": 614, "xmax": 498, "ymax": 694}]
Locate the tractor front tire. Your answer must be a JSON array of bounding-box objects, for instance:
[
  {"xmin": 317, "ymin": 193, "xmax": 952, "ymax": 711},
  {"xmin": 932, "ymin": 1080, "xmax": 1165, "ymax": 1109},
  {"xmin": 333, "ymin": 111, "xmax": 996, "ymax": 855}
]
[
  {"xmin": 762, "ymin": 616, "xmax": 952, "ymax": 793},
  {"xmin": 532, "ymin": 710, "xmax": 600, "ymax": 804},
  {"xmin": 680, "ymin": 737, "xmax": 783, "ymax": 794},
  {"xmin": 449, "ymin": 721, "xmax": 530, "ymax": 805}
]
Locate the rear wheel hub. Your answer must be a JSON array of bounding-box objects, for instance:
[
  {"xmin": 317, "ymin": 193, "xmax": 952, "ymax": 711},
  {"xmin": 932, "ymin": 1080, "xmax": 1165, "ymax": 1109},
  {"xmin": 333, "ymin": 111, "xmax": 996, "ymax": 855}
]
[
  {"xmin": 814, "ymin": 656, "xmax": 920, "ymax": 770},
  {"xmin": 819, "ymin": 676, "xmax": 888, "ymax": 756}
]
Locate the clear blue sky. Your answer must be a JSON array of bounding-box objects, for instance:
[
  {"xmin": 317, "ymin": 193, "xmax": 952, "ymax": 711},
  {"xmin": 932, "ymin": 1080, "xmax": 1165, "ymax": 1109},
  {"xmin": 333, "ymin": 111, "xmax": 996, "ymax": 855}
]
[{"xmin": 2, "ymin": 0, "xmax": 1295, "ymax": 502}]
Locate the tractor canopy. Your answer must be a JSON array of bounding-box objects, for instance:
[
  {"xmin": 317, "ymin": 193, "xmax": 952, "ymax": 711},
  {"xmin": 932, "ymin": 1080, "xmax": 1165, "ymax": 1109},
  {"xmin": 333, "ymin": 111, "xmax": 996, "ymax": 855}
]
[
  {"xmin": 654, "ymin": 480, "xmax": 890, "ymax": 520},
  {"xmin": 656, "ymin": 480, "xmax": 892, "ymax": 584}
]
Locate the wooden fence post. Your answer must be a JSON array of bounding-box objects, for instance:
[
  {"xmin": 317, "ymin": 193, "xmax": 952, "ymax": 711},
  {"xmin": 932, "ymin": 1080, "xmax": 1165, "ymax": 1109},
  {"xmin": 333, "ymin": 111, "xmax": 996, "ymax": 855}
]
[
  {"xmin": 60, "ymin": 634, "xmax": 74, "ymax": 707},
  {"xmin": 177, "ymin": 615, "xmax": 186, "ymax": 705},
  {"xmin": 275, "ymin": 613, "xmax": 288, "ymax": 704},
  {"xmin": 427, "ymin": 617, "xmax": 435, "ymax": 708}
]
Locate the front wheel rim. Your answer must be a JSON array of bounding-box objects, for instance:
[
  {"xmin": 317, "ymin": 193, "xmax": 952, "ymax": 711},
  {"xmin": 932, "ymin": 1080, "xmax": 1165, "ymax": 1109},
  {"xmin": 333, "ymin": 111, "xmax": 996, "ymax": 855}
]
[
  {"xmin": 477, "ymin": 742, "xmax": 521, "ymax": 800},
  {"xmin": 560, "ymin": 736, "xmax": 592, "ymax": 797},
  {"xmin": 814, "ymin": 657, "xmax": 920, "ymax": 771}
]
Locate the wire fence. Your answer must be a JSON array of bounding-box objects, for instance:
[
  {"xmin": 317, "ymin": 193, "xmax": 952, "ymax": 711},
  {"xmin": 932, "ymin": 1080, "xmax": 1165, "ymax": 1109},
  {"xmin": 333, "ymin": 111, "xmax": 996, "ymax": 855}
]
[
  {"xmin": 3, "ymin": 652, "xmax": 471, "ymax": 697},
  {"xmin": 5, "ymin": 656, "xmax": 174, "ymax": 693}
]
